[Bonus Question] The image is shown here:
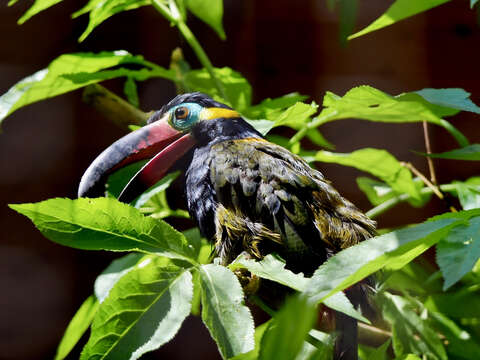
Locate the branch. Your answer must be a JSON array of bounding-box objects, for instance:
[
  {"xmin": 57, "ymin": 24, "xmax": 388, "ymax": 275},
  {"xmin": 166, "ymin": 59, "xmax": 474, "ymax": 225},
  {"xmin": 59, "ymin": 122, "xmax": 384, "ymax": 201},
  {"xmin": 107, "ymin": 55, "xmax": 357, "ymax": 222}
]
[{"xmin": 82, "ymin": 83, "xmax": 151, "ymax": 130}]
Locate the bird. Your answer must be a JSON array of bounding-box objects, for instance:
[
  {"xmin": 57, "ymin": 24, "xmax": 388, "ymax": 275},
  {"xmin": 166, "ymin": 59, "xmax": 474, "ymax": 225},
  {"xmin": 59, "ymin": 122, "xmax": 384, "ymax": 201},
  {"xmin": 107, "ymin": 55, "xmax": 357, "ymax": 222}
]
[{"xmin": 78, "ymin": 92, "xmax": 376, "ymax": 360}]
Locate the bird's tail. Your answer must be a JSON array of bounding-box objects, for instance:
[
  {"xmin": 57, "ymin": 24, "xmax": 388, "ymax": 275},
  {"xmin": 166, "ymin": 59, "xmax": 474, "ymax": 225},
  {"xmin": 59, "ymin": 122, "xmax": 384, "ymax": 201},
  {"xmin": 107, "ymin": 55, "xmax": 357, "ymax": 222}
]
[{"xmin": 334, "ymin": 311, "xmax": 358, "ymax": 360}]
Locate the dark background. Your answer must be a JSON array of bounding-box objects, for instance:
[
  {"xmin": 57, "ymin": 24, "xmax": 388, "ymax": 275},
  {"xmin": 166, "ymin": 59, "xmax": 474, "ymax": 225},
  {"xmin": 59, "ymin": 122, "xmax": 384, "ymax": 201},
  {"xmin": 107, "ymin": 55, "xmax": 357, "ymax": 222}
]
[{"xmin": 1, "ymin": 0, "xmax": 480, "ymax": 359}]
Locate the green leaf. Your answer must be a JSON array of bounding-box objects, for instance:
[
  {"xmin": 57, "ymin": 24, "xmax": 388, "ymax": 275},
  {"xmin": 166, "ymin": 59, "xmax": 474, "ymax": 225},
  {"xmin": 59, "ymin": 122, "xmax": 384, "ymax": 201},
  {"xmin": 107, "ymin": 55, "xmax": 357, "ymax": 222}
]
[
  {"xmin": 259, "ymin": 295, "xmax": 316, "ymax": 360},
  {"xmin": 94, "ymin": 253, "xmax": 146, "ymax": 303},
  {"xmin": 357, "ymin": 177, "xmax": 430, "ymax": 208},
  {"xmin": 320, "ymin": 86, "xmax": 443, "ymax": 125},
  {"xmin": 81, "ymin": 257, "xmax": 193, "ymax": 360},
  {"xmin": 54, "ymin": 295, "xmax": 99, "ymax": 360},
  {"xmin": 245, "ymin": 119, "xmax": 275, "ymax": 136},
  {"xmin": 273, "ymin": 102, "xmax": 318, "ymax": 129},
  {"xmin": 348, "ymin": 0, "xmax": 451, "ymax": 40},
  {"xmin": 231, "ymin": 254, "xmax": 368, "ymax": 322},
  {"xmin": 309, "ymin": 86, "xmax": 468, "ymax": 147},
  {"xmin": 415, "ymin": 88, "xmax": 480, "ymax": 115},
  {"xmin": 184, "ymin": 67, "xmax": 252, "ymax": 111},
  {"xmin": 428, "ymin": 311, "xmax": 480, "ymax": 360},
  {"xmin": 230, "ymin": 321, "xmax": 271, "ymax": 360},
  {"xmin": 306, "ymin": 211, "xmax": 475, "ymax": 304},
  {"xmin": 422, "ymin": 144, "xmax": 480, "ymax": 161},
  {"xmin": 0, "ymin": 51, "xmax": 173, "ymax": 126},
  {"xmin": 395, "ymin": 355, "xmax": 422, "ymax": 360},
  {"xmin": 453, "ymin": 178, "xmax": 480, "ymax": 211},
  {"xmin": 17, "ymin": 0, "xmax": 64, "ymax": 24},
  {"xmin": 230, "ymin": 254, "xmax": 309, "ymax": 292},
  {"xmin": 436, "ymin": 217, "xmax": 480, "ymax": 290},
  {"xmin": 246, "ymin": 93, "xmax": 308, "ymax": 120},
  {"xmin": 316, "ymin": 148, "xmax": 422, "ymax": 201},
  {"xmin": 365, "ymin": 339, "xmax": 391, "ymax": 360},
  {"xmin": 106, "ymin": 161, "xmax": 148, "ymax": 198},
  {"xmin": 186, "ymin": 0, "xmax": 226, "ymax": 39},
  {"xmin": 379, "ymin": 293, "xmax": 447, "ymax": 360},
  {"xmin": 9, "ymin": 198, "xmax": 195, "ymax": 260},
  {"xmin": 472, "ymin": 0, "xmax": 480, "ymax": 8},
  {"xmin": 424, "ymin": 289, "xmax": 480, "ymax": 319},
  {"xmin": 338, "ymin": 0, "xmax": 357, "ymax": 43},
  {"xmin": 74, "ymin": 0, "xmax": 151, "ymax": 42},
  {"xmin": 124, "ymin": 77, "xmax": 140, "ymax": 108},
  {"xmin": 133, "ymin": 171, "xmax": 180, "ymax": 208},
  {"xmin": 198, "ymin": 264, "xmax": 255, "ymax": 359}
]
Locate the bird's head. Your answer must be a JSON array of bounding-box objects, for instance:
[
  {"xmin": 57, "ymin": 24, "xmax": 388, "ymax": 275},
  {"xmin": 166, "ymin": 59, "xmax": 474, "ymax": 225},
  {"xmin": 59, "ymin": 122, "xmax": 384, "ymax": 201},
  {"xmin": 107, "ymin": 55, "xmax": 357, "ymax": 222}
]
[{"xmin": 78, "ymin": 92, "xmax": 260, "ymax": 202}]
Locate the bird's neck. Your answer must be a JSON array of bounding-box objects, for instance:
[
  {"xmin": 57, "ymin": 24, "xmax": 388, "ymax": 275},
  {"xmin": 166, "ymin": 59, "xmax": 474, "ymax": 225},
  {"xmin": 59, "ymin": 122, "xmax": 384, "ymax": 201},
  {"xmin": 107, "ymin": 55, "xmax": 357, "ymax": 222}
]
[{"xmin": 192, "ymin": 117, "xmax": 263, "ymax": 147}]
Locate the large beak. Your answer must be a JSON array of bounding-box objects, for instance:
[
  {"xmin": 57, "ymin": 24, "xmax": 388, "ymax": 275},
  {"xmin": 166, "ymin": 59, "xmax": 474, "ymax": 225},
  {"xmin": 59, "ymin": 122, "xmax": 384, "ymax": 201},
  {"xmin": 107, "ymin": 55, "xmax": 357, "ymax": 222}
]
[{"xmin": 78, "ymin": 115, "xmax": 196, "ymax": 203}]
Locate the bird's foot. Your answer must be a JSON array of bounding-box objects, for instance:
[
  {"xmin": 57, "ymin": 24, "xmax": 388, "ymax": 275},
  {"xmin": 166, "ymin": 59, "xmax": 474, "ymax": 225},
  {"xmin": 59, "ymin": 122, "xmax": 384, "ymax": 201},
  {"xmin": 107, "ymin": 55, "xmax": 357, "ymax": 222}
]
[{"xmin": 233, "ymin": 268, "xmax": 261, "ymax": 295}]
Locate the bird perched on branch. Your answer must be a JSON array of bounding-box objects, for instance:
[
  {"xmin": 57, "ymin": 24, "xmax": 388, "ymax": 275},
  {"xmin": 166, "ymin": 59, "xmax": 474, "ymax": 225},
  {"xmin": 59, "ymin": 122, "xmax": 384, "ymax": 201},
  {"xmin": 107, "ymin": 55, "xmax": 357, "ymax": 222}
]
[{"xmin": 78, "ymin": 92, "xmax": 376, "ymax": 360}]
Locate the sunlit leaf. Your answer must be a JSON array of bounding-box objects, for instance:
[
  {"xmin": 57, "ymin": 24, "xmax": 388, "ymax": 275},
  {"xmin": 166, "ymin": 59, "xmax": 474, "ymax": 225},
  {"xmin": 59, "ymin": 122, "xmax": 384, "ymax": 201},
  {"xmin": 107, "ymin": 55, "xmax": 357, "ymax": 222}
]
[
  {"xmin": 9, "ymin": 198, "xmax": 195, "ymax": 260},
  {"xmin": 186, "ymin": 0, "xmax": 226, "ymax": 39},
  {"xmin": 306, "ymin": 211, "xmax": 480, "ymax": 304},
  {"xmin": 0, "ymin": 51, "xmax": 173, "ymax": 126},
  {"xmin": 133, "ymin": 171, "xmax": 180, "ymax": 209},
  {"xmin": 273, "ymin": 102, "xmax": 318, "ymax": 129},
  {"xmin": 74, "ymin": 0, "xmax": 151, "ymax": 42},
  {"xmin": 231, "ymin": 254, "xmax": 368, "ymax": 322},
  {"xmin": 454, "ymin": 179, "xmax": 480, "ymax": 210},
  {"xmin": 184, "ymin": 67, "xmax": 252, "ymax": 111},
  {"xmin": 259, "ymin": 296, "xmax": 316, "ymax": 360},
  {"xmin": 319, "ymin": 86, "xmax": 443, "ymax": 125},
  {"xmin": 357, "ymin": 177, "xmax": 430, "ymax": 208},
  {"xmin": 230, "ymin": 321, "xmax": 271, "ymax": 360},
  {"xmin": 81, "ymin": 257, "xmax": 193, "ymax": 360},
  {"xmin": 124, "ymin": 77, "xmax": 140, "ymax": 108},
  {"xmin": 199, "ymin": 264, "xmax": 255, "ymax": 359},
  {"xmin": 436, "ymin": 217, "xmax": 480, "ymax": 290},
  {"xmin": 94, "ymin": 253, "xmax": 146, "ymax": 303},
  {"xmin": 54, "ymin": 295, "xmax": 99, "ymax": 360},
  {"xmin": 246, "ymin": 93, "xmax": 308, "ymax": 120},
  {"xmin": 316, "ymin": 148, "xmax": 422, "ymax": 201},
  {"xmin": 365, "ymin": 339, "xmax": 391, "ymax": 360},
  {"xmin": 349, "ymin": 0, "xmax": 451, "ymax": 40},
  {"xmin": 17, "ymin": 0, "xmax": 64, "ymax": 24}
]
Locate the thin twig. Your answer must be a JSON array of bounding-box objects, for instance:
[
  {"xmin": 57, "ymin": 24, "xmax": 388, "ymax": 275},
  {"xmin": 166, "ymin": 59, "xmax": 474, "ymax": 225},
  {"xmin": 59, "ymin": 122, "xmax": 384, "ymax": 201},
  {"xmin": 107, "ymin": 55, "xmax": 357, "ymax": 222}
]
[
  {"xmin": 422, "ymin": 121, "xmax": 437, "ymax": 185},
  {"xmin": 400, "ymin": 161, "xmax": 444, "ymax": 200}
]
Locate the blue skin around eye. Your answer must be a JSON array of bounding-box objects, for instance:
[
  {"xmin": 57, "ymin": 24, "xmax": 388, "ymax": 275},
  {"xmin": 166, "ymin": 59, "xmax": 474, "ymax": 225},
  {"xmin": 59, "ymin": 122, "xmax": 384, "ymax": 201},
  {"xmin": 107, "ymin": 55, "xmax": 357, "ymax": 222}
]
[{"xmin": 170, "ymin": 103, "xmax": 203, "ymax": 131}]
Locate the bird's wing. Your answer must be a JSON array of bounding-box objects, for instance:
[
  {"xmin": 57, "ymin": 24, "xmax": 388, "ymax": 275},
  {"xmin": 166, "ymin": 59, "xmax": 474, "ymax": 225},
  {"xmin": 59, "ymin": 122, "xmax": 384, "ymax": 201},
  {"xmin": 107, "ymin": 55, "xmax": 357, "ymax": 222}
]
[{"xmin": 209, "ymin": 138, "xmax": 375, "ymax": 269}]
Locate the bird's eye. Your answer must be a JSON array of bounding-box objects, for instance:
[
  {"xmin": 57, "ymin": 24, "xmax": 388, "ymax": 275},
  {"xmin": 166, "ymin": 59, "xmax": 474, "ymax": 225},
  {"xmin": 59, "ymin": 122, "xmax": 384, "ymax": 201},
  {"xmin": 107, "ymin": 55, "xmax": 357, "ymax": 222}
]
[{"xmin": 174, "ymin": 107, "xmax": 189, "ymax": 120}]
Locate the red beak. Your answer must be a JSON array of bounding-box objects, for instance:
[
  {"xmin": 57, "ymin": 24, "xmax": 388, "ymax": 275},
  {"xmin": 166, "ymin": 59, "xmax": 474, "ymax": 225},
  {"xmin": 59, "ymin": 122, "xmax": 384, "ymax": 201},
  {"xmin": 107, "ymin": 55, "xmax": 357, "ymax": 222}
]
[{"xmin": 78, "ymin": 116, "xmax": 196, "ymax": 203}]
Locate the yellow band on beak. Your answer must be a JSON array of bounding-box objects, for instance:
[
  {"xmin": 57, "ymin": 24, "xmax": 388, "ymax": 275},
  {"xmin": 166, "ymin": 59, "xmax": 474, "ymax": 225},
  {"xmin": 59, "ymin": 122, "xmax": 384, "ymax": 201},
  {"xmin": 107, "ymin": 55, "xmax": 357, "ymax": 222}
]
[{"xmin": 200, "ymin": 107, "xmax": 240, "ymax": 120}]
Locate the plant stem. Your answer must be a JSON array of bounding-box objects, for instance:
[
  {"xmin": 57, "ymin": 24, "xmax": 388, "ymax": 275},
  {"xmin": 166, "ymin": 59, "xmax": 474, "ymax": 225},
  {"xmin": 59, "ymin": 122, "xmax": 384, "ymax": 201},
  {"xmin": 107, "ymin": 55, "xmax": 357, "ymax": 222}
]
[
  {"xmin": 289, "ymin": 110, "xmax": 338, "ymax": 145},
  {"xmin": 439, "ymin": 119, "xmax": 469, "ymax": 147},
  {"xmin": 151, "ymin": 0, "xmax": 228, "ymax": 101},
  {"xmin": 176, "ymin": 21, "xmax": 228, "ymax": 100},
  {"xmin": 82, "ymin": 84, "xmax": 150, "ymax": 130},
  {"xmin": 366, "ymin": 183, "xmax": 460, "ymax": 219}
]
